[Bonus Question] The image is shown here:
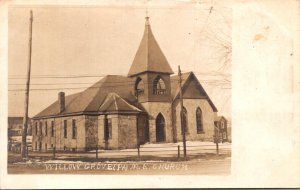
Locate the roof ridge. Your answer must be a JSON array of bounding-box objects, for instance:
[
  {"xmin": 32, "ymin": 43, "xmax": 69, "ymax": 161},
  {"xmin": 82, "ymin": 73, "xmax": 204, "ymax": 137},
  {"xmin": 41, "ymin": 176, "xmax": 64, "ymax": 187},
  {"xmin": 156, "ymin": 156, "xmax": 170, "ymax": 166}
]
[
  {"xmin": 113, "ymin": 92, "xmax": 141, "ymax": 112},
  {"xmin": 98, "ymin": 92, "xmax": 113, "ymax": 111},
  {"xmin": 113, "ymin": 93, "xmax": 119, "ymax": 111},
  {"xmin": 98, "ymin": 92, "xmax": 141, "ymax": 112},
  {"xmin": 84, "ymin": 76, "xmax": 109, "ymax": 112}
]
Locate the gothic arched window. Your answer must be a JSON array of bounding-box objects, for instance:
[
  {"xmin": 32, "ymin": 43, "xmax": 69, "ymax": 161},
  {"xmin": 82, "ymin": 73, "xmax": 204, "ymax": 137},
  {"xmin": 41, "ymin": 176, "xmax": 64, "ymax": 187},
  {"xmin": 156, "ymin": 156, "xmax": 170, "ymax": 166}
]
[
  {"xmin": 135, "ymin": 77, "xmax": 144, "ymax": 96},
  {"xmin": 156, "ymin": 113, "xmax": 165, "ymax": 142},
  {"xmin": 196, "ymin": 107, "xmax": 203, "ymax": 133},
  {"xmin": 153, "ymin": 76, "xmax": 166, "ymax": 95},
  {"xmin": 181, "ymin": 107, "xmax": 188, "ymax": 134}
]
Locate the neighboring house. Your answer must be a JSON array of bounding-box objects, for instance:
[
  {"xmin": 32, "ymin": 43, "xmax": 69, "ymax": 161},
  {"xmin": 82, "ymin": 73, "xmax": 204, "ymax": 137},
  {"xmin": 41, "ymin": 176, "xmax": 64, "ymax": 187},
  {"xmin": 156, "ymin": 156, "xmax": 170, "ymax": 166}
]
[
  {"xmin": 32, "ymin": 17, "xmax": 222, "ymax": 151},
  {"xmin": 8, "ymin": 117, "xmax": 32, "ymax": 136},
  {"xmin": 8, "ymin": 117, "xmax": 23, "ymax": 136},
  {"xmin": 214, "ymin": 116, "xmax": 228, "ymax": 143},
  {"xmin": 8, "ymin": 117, "xmax": 32, "ymax": 152}
]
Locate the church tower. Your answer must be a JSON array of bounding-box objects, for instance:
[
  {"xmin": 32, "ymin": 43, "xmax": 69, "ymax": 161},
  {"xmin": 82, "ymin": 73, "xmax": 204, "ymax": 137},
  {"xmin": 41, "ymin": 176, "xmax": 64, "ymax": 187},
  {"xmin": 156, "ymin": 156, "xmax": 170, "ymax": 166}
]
[
  {"xmin": 128, "ymin": 16, "xmax": 174, "ymax": 143},
  {"xmin": 128, "ymin": 16, "xmax": 174, "ymax": 103}
]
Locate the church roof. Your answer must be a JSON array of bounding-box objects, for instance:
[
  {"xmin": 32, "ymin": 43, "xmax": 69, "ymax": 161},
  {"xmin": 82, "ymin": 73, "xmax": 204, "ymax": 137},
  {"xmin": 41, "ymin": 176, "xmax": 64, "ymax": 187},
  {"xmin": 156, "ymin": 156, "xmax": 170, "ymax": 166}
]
[
  {"xmin": 33, "ymin": 75, "xmax": 143, "ymax": 119},
  {"xmin": 33, "ymin": 18, "xmax": 217, "ymax": 119},
  {"xmin": 33, "ymin": 72, "xmax": 217, "ymax": 119},
  {"xmin": 127, "ymin": 17, "xmax": 174, "ymax": 77}
]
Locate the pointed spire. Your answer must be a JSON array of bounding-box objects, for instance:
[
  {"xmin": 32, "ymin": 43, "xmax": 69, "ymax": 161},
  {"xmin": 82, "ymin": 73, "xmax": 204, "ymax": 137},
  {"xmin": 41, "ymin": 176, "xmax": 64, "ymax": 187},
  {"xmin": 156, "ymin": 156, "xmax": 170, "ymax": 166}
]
[
  {"xmin": 145, "ymin": 8, "xmax": 150, "ymax": 25},
  {"xmin": 145, "ymin": 16, "xmax": 150, "ymax": 26},
  {"xmin": 128, "ymin": 16, "xmax": 174, "ymax": 77}
]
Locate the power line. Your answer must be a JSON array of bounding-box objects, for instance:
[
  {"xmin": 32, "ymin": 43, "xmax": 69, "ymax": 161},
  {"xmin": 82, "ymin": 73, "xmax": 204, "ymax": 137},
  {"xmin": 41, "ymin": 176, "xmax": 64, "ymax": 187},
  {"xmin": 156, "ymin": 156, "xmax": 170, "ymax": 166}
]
[
  {"xmin": 8, "ymin": 78, "xmax": 231, "ymax": 86},
  {"xmin": 8, "ymin": 71, "xmax": 231, "ymax": 79},
  {"xmin": 9, "ymin": 84, "xmax": 231, "ymax": 92},
  {"xmin": 8, "ymin": 80, "xmax": 231, "ymax": 91},
  {"xmin": 8, "ymin": 76, "xmax": 231, "ymax": 91},
  {"xmin": 8, "ymin": 75, "xmax": 108, "ymax": 79},
  {"xmin": 8, "ymin": 74, "xmax": 231, "ymax": 85}
]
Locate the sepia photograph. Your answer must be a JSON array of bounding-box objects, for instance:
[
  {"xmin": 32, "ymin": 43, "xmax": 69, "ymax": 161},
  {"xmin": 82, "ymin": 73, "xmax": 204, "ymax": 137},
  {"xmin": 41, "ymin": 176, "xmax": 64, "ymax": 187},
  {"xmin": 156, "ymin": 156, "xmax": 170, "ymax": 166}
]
[
  {"xmin": 1, "ymin": 0, "xmax": 299, "ymax": 189},
  {"xmin": 7, "ymin": 2, "xmax": 232, "ymax": 175}
]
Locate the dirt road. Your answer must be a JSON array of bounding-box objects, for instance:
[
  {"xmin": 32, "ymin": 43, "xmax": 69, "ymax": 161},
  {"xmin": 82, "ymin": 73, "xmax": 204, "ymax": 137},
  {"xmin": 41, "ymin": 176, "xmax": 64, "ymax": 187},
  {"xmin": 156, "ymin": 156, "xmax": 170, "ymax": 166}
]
[{"xmin": 8, "ymin": 157, "xmax": 230, "ymax": 175}]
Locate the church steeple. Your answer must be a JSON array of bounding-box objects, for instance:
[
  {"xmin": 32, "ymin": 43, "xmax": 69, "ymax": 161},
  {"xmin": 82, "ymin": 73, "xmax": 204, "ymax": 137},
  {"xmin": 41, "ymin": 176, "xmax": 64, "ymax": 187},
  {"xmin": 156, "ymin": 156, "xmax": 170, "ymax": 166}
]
[{"xmin": 128, "ymin": 17, "xmax": 174, "ymax": 77}]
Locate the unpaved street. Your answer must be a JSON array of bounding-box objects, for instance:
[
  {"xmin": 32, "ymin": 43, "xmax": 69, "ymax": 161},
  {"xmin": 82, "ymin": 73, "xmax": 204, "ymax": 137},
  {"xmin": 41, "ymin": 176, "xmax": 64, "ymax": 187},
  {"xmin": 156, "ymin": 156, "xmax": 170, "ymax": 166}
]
[{"xmin": 8, "ymin": 156, "xmax": 230, "ymax": 175}]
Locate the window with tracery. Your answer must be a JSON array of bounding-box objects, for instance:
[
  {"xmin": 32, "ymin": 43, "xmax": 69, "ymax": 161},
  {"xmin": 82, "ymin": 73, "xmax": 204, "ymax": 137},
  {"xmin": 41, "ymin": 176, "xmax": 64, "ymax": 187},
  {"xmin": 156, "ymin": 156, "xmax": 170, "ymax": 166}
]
[{"xmin": 153, "ymin": 76, "xmax": 166, "ymax": 95}]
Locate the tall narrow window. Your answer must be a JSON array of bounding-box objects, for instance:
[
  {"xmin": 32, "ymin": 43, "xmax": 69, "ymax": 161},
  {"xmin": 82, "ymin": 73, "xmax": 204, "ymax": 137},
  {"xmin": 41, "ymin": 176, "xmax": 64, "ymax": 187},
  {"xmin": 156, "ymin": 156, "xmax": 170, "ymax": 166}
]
[
  {"xmin": 51, "ymin": 121, "xmax": 54, "ymax": 137},
  {"xmin": 35, "ymin": 122, "xmax": 38, "ymax": 135},
  {"xmin": 153, "ymin": 76, "xmax": 166, "ymax": 95},
  {"xmin": 104, "ymin": 117, "xmax": 112, "ymax": 139},
  {"xmin": 39, "ymin": 122, "xmax": 42, "ymax": 135},
  {"xmin": 181, "ymin": 107, "xmax": 188, "ymax": 134},
  {"xmin": 72, "ymin": 119, "xmax": 77, "ymax": 139},
  {"xmin": 196, "ymin": 107, "xmax": 203, "ymax": 133},
  {"xmin": 64, "ymin": 120, "xmax": 67, "ymax": 138},
  {"xmin": 45, "ymin": 121, "xmax": 48, "ymax": 136}
]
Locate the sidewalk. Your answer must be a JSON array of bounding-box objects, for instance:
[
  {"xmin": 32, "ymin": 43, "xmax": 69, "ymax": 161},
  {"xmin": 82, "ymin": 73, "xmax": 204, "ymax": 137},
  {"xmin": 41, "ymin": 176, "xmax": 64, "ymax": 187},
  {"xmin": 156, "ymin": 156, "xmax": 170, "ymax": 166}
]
[{"xmin": 17, "ymin": 141, "xmax": 231, "ymax": 161}]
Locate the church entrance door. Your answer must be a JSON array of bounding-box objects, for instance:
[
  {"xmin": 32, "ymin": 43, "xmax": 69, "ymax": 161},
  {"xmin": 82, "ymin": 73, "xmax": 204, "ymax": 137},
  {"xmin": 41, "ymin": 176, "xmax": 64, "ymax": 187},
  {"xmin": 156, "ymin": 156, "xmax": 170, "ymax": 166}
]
[{"xmin": 156, "ymin": 113, "xmax": 165, "ymax": 142}]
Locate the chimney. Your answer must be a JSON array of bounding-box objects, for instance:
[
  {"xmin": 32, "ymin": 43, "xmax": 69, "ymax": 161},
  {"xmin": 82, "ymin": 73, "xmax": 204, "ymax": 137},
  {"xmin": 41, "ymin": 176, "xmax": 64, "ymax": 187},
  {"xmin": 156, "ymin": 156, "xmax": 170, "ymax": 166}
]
[{"xmin": 58, "ymin": 92, "xmax": 65, "ymax": 113}]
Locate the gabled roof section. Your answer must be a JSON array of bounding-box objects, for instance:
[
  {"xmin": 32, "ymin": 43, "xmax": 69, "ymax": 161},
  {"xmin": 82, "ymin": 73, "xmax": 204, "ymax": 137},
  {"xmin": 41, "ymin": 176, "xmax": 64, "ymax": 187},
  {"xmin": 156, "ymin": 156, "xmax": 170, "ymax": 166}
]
[
  {"xmin": 33, "ymin": 75, "xmax": 141, "ymax": 119},
  {"xmin": 128, "ymin": 17, "xmax": 174, "ymax": 77},
  {"xmin": 99, "ymin": 92, "xmax": 142, "ymax": 113},
  {"xmin": 170, "ymin": 72, "xmax": 218, "ymax": 112}
]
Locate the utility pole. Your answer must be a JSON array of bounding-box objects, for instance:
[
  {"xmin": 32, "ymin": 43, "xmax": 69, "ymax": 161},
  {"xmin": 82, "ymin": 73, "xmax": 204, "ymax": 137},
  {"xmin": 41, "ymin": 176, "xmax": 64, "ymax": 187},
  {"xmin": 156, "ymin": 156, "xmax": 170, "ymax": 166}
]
[
  {"xmin": 21, "ymin": 10, "xmax": 33, "ymax": 158},
  {"xmin": 178, "ymin": 66, "xmax": 187, "ymax": 160},
  {"xmin": 214, "ymin": 125, "xmax": 220, "ymax": 155}
]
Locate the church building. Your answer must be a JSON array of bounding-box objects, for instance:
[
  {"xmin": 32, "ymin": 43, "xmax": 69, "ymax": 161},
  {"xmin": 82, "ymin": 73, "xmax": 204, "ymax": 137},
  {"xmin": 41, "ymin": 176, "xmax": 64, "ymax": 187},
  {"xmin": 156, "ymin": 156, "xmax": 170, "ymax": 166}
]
[{"xmin": 32, "ymin": 17, "xmax": 219, "ymax": 151}]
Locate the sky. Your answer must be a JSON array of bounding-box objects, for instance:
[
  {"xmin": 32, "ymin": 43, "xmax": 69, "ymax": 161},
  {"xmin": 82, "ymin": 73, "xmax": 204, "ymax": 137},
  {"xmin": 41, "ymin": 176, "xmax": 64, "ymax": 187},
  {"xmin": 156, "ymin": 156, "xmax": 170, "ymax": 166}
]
[{"xmin": 8, "ymin": 1, "xmax": 232, "ymax": 119}]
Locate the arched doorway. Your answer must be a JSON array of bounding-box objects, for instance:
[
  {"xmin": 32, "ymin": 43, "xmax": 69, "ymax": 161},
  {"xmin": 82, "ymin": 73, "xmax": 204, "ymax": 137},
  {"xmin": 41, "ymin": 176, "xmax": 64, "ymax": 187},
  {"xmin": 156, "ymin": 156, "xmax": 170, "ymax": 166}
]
[{"xmin": 156, "ymin": 113, "xmax": 165, "ymax": 142}]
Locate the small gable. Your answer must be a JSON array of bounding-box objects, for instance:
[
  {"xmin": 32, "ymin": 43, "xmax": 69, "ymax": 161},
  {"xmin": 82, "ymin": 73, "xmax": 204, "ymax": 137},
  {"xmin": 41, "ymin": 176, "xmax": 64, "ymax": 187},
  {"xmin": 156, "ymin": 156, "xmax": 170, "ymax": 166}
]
[
  {"xmin": 182, "ymin": 77, "xmax": 207, "ymax": 99},
  {"xmin": 171, "ymin": 72, "xmax": 218, "ymax": 112},
  {"xmin": 98, "ymin": 92, "xmax": 141, "ymax": 113}
]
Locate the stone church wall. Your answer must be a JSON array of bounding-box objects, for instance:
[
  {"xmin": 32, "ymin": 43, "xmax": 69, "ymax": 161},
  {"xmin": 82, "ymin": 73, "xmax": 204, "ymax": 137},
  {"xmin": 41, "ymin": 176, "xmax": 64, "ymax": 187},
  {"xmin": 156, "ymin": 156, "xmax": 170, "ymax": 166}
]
[
  {"xmin": 85, "ymin": 115, "xmax": 98, "ymax": 150},
  {"xmin": 97, "ymin": 114, "xmax": 119, "ymax": 150},
  {"xmin": 118, "ymin": 115, "xmax": 138, "ymax": 149},
  {"xmin": 173, "ymin": 99, "xmax": 215, "ymax": 142},
  {"xmin": 32, "ymin": 115, "xmax": 86, "ymax": 151},
  {"xmin": 141, "ymin": 102, "xmax": 173, "ymax": 143}
]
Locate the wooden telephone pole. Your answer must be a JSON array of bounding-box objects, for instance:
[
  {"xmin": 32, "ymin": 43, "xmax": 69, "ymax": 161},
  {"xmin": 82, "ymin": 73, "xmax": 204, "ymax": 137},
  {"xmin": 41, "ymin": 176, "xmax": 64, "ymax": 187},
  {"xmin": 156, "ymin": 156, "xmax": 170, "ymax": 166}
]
[
  {"xmin": 178, "ymin": 66, "xmax": 187, "ymax": 160},
  {"xmin": 21, "ymin": 10, "xmax": 33, "ymax": 158}
]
